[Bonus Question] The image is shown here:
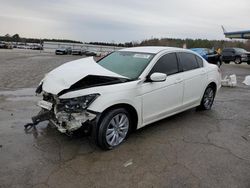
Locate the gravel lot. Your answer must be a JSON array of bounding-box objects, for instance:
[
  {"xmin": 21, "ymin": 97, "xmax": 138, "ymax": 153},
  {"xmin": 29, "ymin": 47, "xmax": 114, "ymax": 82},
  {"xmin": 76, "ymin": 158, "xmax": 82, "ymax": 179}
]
[{"xmin": 0, "ymin": 49, "xmax": 250, "ymax": 188}]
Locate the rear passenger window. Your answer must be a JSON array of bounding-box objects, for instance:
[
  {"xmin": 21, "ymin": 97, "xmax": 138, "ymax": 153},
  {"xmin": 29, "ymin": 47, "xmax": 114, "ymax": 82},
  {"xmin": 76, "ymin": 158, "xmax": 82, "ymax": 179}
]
[
  {"xmin": 195, "ymin": 56, "xmax": 203, "ymax": 67},
  {"xmin": 150, "ymin": 53, "xmax": 179, "ymax": 76},
  {"xmin": 178, "ymin": 52, "xmax": 199, "ymax": 71}
]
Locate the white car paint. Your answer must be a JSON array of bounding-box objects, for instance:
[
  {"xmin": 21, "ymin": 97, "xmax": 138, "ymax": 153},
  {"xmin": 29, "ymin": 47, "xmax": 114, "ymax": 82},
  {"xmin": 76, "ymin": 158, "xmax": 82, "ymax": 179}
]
[
  {"xmin": 40, "ymin": 46, "xmax": 221, "ymax": 132},
  {"xmin": 42, "ymin": 57, "xmax": 127, "ymax": 95}
]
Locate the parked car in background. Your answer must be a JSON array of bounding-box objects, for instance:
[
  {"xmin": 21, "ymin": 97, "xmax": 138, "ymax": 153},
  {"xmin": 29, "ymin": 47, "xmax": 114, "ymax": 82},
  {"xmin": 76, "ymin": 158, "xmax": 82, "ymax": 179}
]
[
  {"xmin": 190, "ymin": 48, "xmax": 221, "ymax": 67},
  {"xmin": 55, "ymin": 47, "xmax": 72, "ymax": 55},
  {"xmin": 31, "ymin": 46, "xmax": 221, "ymax": 150},
  {"xmin": 85, "ymin": 51, "xmax": 97, "ymax": 56},
  {"xmin": 16, "ymin": 43, "xmax": 27, "ymax": 49},
  {"xmin": 0, "ymin": 41, "xmax": 13, "ymax": 49},
  {"xmin": 221, "ymin": 48, "xmax": 250, "ymax": 64},
  {"xmin": 72, "ymin": 48, "xmax": 86, "ymax": 55},
  {"xmin": 0, "ymin": 41, "xmax": 6, "ymax": 48},
  {"xmin": 31, "ymin": 44, "xmax": 43, "ymax": 50}
]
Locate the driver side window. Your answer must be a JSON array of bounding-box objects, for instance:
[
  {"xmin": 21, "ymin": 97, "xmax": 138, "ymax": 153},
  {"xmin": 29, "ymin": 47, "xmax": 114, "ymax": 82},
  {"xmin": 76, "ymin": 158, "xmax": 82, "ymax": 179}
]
[{"xmin": 150, "ymin": 53, "xmax": 179, "ymax": 76}]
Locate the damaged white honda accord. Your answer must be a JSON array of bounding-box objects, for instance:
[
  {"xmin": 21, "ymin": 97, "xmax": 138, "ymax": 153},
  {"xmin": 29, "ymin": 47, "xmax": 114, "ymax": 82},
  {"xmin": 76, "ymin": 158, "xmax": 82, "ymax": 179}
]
[{"xmin": 27, "ymin": 46, "xmax": 221, "ymax": 150}]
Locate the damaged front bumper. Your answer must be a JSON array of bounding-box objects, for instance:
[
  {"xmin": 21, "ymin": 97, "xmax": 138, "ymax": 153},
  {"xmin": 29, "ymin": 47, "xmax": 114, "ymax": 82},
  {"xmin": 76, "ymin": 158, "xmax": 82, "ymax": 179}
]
[
  {"xmin": 50, "ymin": 110, "xmax": 97, "ymax": 133},
  {"xmin": 28, "ymin": 97, "xmax": 98, "ymax": 134}
]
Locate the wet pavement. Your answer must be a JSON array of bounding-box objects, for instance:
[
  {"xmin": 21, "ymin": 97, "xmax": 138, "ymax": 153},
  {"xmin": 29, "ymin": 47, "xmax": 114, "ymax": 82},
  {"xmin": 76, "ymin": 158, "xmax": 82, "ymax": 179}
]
[{"xmin": 0, "ymin": 50, "xmax": 250, "ymax": 188}]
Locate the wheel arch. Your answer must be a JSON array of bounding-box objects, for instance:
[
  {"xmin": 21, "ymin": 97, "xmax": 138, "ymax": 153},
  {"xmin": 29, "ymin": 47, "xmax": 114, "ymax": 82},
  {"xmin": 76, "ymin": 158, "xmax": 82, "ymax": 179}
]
[
  {"xmin": 207, "ymin": 81, "xmax": 217, "ymax": 92},
  {"xmin": 98, "ymin": 103, "xmax": 139, "ymax": 132}
]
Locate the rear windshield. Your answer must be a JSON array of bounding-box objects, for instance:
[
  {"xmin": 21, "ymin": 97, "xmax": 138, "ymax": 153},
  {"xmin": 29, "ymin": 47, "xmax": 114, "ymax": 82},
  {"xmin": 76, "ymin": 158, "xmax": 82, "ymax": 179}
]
[
  {"xmin": 235, "ymin": 48, "xmax": 247, "ymax": 53},
  {"xmin": 98, "ymin": 51, "xmax": 154, "ymax": 79}
]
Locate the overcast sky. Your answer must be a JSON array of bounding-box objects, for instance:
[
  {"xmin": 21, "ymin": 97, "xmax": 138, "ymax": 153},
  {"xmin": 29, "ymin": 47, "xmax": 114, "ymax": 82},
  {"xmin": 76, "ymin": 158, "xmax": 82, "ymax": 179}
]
[{"xmin": 0, "ymin": 0, "xmax": 249, "ymax": 42}]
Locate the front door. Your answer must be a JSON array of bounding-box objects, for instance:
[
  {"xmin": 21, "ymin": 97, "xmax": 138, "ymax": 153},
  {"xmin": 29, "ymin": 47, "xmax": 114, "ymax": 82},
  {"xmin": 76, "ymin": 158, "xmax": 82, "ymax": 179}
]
[{"xmin": 141, "ymin": 53, "xmax": 184, "ymax": 126}]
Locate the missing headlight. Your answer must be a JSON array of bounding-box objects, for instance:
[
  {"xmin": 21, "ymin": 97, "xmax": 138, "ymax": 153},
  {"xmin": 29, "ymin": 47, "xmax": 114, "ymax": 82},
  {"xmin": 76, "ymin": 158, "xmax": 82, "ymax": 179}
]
[{"xmin": 59, "ymin": 93, "xmax": 100, "ymax": 113}]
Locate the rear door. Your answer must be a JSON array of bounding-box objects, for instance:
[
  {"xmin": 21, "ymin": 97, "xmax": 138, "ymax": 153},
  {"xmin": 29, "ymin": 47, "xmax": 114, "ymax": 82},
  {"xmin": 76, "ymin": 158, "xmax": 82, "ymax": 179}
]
[
  {"xmin": 222, "ymin": 49, "xmax": 235, "ymax": 61},
  {"xmin": 177, "ymin": 52, "xmax": 207, "ymax": 108}
]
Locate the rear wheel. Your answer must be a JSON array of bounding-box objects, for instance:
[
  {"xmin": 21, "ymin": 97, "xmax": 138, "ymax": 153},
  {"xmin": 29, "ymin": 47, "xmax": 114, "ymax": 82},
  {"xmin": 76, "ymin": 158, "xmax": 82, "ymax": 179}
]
[
  {"xmin": 97, "ymin": 108, "xmax": 131, "ymax": 150},
  {"xmin": 198, "ymin": 86, "xmax": 216, "ymax": 110},
  {"xmin": 224, "ymin": 61, "xmax": 230, "ymax": 64}
]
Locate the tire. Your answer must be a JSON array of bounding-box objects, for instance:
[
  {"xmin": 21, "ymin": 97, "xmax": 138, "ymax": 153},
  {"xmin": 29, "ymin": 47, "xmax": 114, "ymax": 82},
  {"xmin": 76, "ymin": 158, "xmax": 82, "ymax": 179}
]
[
  {"xmin": 224, "ymin": 61, "xmax": 230, "ymax": 64},
  {"xmin": 247, "ymin": 61, "xmax": 250, "ymax": 65},
  {"xmin": 198, "ymin": 86, "xmax": 216, "ymax": 110},
  {"xmin": 97, "ymin": 108, "xmax": 131, "ymax": 150},
  {"xmin": 235, "ymin": 57, "xmax": 242, "ymax": 64}
]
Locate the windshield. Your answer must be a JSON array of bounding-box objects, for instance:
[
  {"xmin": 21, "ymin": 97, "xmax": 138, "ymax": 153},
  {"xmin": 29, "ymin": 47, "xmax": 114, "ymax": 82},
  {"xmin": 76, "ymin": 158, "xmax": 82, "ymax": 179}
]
[{"xmin": 98, "ymin": 51, "xmax": 154, "ymax": 79}]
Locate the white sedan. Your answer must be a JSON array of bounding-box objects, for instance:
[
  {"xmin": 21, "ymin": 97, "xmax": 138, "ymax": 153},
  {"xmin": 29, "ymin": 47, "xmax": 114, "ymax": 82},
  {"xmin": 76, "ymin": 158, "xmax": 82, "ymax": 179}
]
[{"xmin": 31, "ymin": 46, "xmax": 221, "ymax": 150}]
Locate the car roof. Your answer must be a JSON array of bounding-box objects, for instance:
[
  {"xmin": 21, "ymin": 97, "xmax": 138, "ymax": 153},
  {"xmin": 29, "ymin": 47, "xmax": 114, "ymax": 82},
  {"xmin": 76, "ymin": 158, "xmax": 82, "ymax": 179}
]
[
  {"xmin": 119, "ymin": 46, "xmax": 186, "ymax": 54},
  {"xmin": 223, "ymin": 47, "xmax": 245, "ymax": 50},
  {"xmin": 190, "ymin": 48, "xmax": 209, "ymax": 51}
]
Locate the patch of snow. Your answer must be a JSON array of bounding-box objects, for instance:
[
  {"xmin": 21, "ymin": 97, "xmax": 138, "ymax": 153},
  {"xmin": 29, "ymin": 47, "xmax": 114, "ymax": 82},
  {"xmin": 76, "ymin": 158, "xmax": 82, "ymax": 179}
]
[
  {"xmin": 243, "ymin": 76, "xmax": 250, "ymax": 86},
  {"xmin": 221, "ymin": 74, "xmax": 237, "ymax": 87}
]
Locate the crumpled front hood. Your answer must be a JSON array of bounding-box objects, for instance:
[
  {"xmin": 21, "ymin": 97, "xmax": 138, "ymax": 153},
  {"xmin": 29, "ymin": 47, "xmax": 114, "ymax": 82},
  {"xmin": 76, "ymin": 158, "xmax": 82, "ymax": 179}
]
[{"xmin": 42, "ymin": 57, "xmax": 126, "ymax": 95}]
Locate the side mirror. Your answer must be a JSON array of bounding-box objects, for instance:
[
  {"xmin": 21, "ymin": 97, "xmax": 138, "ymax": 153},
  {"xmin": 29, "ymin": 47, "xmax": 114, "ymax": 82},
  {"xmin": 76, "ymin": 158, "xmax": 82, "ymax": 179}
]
[{"xmin": 149, "ymin": 72, "xmax": 167, "ymax": 82}]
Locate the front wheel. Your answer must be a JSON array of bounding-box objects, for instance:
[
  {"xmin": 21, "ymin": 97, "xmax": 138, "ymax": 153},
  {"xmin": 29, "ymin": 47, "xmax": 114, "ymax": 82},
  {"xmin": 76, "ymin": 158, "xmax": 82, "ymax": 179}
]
[
  {"xmin": 198, "ymin": 86, "xmax": 216, "ymax": 110},
  {"xmin": 97, "ymin": 108, "xmax": 131, "ymax": 150},
  {"xmin": 235, "ymin": 57, "xmax": 242, "ymax": 64}
]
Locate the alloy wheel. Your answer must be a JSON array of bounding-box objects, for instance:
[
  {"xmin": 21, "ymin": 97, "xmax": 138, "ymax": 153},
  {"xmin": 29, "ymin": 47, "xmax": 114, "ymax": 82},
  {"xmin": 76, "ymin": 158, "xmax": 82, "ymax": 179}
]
[
  {"xmin": 203, "ymin": 87, "xmax": 214, "ymax": 109},
  {"xmin": 105, "ymin": 113, "xmax": 129, "ymax": 147}
]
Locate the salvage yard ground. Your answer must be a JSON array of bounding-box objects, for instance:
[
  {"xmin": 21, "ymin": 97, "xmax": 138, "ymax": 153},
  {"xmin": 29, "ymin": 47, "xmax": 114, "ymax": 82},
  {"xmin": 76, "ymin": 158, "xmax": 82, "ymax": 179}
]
[{"xmin": 0, "ymin": 49, "xmax": 250, "ymax": 188}]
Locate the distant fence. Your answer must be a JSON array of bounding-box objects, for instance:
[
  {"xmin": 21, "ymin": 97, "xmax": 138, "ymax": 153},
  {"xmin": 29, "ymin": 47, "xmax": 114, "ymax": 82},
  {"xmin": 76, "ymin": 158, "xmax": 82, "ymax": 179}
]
[{"xmin": 43, "ymin": 42, "xmax": 124, "ymax": 53}]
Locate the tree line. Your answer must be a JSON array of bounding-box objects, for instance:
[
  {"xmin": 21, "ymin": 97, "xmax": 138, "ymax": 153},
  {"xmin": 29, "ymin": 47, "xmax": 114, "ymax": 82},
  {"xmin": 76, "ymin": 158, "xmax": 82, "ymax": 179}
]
[
  {"xmin": 138, "ymin": 38, "xmax": 250, "ymax": 50},
  {"xmin": 1, "ymin": 33, "xmax": 250, "ymax": 50},
  {"xmin": 88, "ymin": 42, "xmax": 134, "ymax": 47},
  {"xmin": 0, "ymin": 34, "xmax": 82, "ymax": 44},
  {"xmin": 87, "ymin": 38, "xmax": 250, "ymax": 50}
]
